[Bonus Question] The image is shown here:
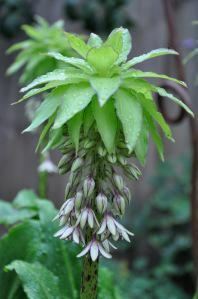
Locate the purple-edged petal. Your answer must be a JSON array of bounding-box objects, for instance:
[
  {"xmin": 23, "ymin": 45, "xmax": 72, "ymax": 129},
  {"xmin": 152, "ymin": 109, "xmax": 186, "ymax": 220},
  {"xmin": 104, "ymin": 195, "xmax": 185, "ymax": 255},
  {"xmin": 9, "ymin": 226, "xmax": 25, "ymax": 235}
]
[
  {"xmin": 98, "ymin": 244, "xmax": 112, "ymax": 259},
  {"xmin": 90, "ymin": 242, "xmax": 99, "ymax": 261},
  {"xmin": 106, "ymin": 216, "xmax": 116, "ymax": 235},
  {"xmin": 54, "ymin": 227, "xmax": 67, "ymax": 237},
  {"xmin": 77, "ymin": 242, "xmax": 92, "ymax": 258},
  {"xmin": 60, "ymin": 227, "xmax": 73, "ymax": 239},
  {"xmin": 97, "ymin": 219, "xmax": 107, "ymax": 235}
]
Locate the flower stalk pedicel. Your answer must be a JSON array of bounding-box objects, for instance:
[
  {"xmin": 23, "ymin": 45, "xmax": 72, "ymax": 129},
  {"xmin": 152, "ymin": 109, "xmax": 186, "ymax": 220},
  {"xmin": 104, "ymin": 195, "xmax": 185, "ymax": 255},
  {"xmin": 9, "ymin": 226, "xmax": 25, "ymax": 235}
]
[{"xmin": 16, "ymin": 28, "xmax": 193, "ymax": 298}]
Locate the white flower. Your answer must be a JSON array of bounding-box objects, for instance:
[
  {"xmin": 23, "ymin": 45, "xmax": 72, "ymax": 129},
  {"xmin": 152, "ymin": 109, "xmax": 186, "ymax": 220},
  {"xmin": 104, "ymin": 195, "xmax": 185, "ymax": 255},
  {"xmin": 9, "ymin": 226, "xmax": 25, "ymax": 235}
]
[
  {"xmin": 38, "ymin": 159, "xmax": 58, "ymax": 173},
  {"xmin": 54, "ymin": 225, "xmax": 85, "ymax": 244},
  {"xmin": 97, "ymin": 214, "xmax": 134, "ymax": 242},
  {"xmin": 53, "ymin": 198, "xmax": 75, "ymax": 222},
  {"xmin": 83, "ymin": 177, "xmax": 95, "ymax": 198},
  {"xmin": 76, "ymin": 207, "xmax": 99, "ymax": 229},
  {"xmin": 77, "ymin": 239, "xmax": 112, "ymax": 261}
]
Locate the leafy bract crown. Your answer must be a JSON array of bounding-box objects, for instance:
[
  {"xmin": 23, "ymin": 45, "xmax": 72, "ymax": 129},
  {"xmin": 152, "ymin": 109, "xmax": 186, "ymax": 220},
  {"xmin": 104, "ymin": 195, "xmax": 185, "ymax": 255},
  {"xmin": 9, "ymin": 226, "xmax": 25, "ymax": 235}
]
[
  {"xmin": 7, "ymin": 17, "xmax": 71, "ymax": 84},
  {"xmin": 18, "ymin": 28, "xmax": 193, "ymax": 164}
]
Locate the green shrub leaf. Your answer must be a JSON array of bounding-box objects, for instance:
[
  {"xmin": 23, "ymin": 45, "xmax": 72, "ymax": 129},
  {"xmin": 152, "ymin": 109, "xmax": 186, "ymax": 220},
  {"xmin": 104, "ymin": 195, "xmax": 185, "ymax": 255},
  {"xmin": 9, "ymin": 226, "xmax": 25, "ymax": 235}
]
[
  {"xmin": 92, "ymin": 98, "xmax": 117, "ymax": 153},
  {"xmin": 87, "ymin": 33, "xmax": 103, "ymax": 48},
  {"xmin": 90, "ymin": 76, "xmax": 121, "ymax": 106},
  {"xmin": 53, "ymin": 83, "xmax": 95, "ymax": 129},
  {"xmin": 67, "ymin": 33, "xmax": 91, "ymax": 58},
  {"xmin": 23, "ymin": 87, "xmax": 66, "ymax": 132},
  {"xmin": 139, "ymin": 93, "xmax": 173, "ymax": 141},
  {"xmin": 135, "ymin": 120, "xmax": 149, "ymax": 166},
  {"xmin": 68, "ymin": 112, "xmax": 83, "ymax": 151},
  {"xmin": 115, "ymin": 89, "xmax": 143, "ymax": 153},
  {"xmin": 83, "ymin": 104, "xmax": 94, "ymax": 135},
  {"xmin": 87, "ymin": 46, "xmax": 118, "ymax": 75},
  {"xmin": 155, "ymin": 87, "xmax": 194, "ymax": 117},
  {"xmin": 124, "ymin": 48, "xmax": 178, "ymax": 69}
]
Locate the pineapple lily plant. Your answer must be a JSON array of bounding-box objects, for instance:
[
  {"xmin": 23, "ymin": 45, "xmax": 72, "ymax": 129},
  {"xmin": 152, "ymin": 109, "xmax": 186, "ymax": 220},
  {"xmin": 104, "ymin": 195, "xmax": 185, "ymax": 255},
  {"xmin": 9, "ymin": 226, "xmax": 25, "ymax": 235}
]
[{"xmin": 14, "ymin": 27, "xmax": 193, "ymax": 298}]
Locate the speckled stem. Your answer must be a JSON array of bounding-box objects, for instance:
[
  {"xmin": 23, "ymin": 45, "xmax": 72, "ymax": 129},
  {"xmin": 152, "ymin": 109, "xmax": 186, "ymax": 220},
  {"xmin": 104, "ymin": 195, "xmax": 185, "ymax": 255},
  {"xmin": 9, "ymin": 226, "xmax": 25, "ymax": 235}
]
[{"xmin": 80, "ymin": 227, "xmax": 99, "ymax": 299}]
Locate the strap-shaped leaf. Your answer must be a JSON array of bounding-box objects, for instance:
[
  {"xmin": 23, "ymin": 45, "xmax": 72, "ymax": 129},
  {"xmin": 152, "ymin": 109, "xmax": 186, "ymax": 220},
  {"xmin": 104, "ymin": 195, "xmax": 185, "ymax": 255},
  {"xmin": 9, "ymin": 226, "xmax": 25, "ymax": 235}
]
[
  {"xmin": 87, "ymin": 46, "xmax": 118, "ymax": 75},
  {"xmin": 83, "ymin": 104, "xmax": 94, "ymax": 135},
  {"xmin": 139, "ymin": 93, "xmax": 173, "ymax": 140},
  {"xmin": 53, "ymin": 83, "xmax": 95, "ymax": 129},
  {"xmin": 6, "ymin": 261, "xmax": 60, "ymax": 299},
  {"xmin": 87, "ymin": 33, "xmax": 103, "ymax": 48},
  {"xmin": 23, "ymin": 87, "xmax": 66, "ymax": 132},
  {"xmin": 155, "ymin": 87, "xmax": 194, "ymax": 117},
  {"xmin": 90, "ymin": 76, "xmax": 121, "ymax": 106},
  {"xmin": 67, "ymin": 33, "xmax": 91, "ymax": 58},
  {"xmin": 105, "ymin": 28, "xmax": 132, "ymax": 64},
  {"xmin": 145, "ymin": 112, "xmax": 164, "ymax": 161},
  {"xmin": 92, "ymin": 98, "xmax": 117, "ymax": 153},
  {"xmin": 135, "ymin": 120, "xmax": 149, "ymax": 166},
  {"xmin": 123, "ymin": 48, "xmax": 178, "ymax": 69},
  {"xmin": 68, "ymin": 112, "xmax": 83, "ymax": 151},
  {"xmin": 114, "ymin": 89, "xmax": 143, "ymax": 153},
  {"xmin": 124, "ymin": 70, "xmax": 187, "ymax": 87},
  {"xmin": 48, "ymin": 52, "xmax": 93, "ymax": 72}
]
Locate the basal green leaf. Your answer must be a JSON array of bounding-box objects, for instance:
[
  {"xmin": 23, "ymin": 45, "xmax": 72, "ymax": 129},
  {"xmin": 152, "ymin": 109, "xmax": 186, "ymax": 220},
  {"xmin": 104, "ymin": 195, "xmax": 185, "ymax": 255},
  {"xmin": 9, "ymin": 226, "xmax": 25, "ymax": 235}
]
[
  {"xmin": 67, "ymin": 33, "xmax": 91, "ymax": 58},
  {"xmin": 115, "ymin": 89, "xmax": 143, "ymax": 153},
  {"xmin": 124, "ymin": 70, "xmax": 187, "ymax": 87},
  {"xmin": 87, "ymin": 46, "xmax": 118, "ymax": 75},
  {"xmin": 53, "ymin": 83, "xmax": 95, "ymax": 129},
  {"xmin": 23, "ymin": 86, "xmax": 66, "ymax": 132},
  {"xmin": 155, "ymin": 87, "xmax": 194, "ymax": 117},
  {"xmin": 139, "ymin": 93, "xmax": 173, "ymax": 140},
  {"xmin": 123, "ymin": 48, "xmax": 178, "ymax": 69},
  {"xmin": 92, "ymin": 98, "xmax": 117, "ymax": 153},
  {"xmin": 47, "ymin": 52, "xmax": 93, "ymax": 73},
  {"xmin": 6, "ymin": 261, "xmax": 60, "ymax": 299},
  {"xmin": 83, "ymin": 104, "xmax": 94, "ymax": 135},
  {"xmin": 90, "ymin": 76, "xmax": 121, "ymax": 106},
  {"xmin": 135, "ymin": 120, "xmax": 149, "ymax": 165},
  {"xmin": 0, "ymin": 220, "xmax": 42, "ymax": 299},
  {"xmin": 13, "ymin": 189, "xmax": 38, "ymax": 209},
  {"xmin": 68, "ymin": 112, "xmax": 83, "ymax": 151},
  {"xmin": 145, "ymin": 112, "xmax": 164, "ymax": 161},
  {"xmin": 0, "ymin": 201, "xmax": 37, "ymax": 226},
  {"xmin": 7, "ymin": 52, "xmax": 29, "ymax": 75},
  {"xmin": 87, "ymin": 33, "xmax": 103, "ymax": 48}
]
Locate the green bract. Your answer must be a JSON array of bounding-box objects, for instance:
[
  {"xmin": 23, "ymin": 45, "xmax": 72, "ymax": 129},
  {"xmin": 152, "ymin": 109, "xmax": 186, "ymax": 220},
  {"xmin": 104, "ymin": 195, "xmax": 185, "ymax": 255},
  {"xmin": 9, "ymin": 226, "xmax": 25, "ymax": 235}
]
[
  {"xmin": 7, "ymin": 17, "xmax": 72, "ymax": 84},
  {"xmin": 18, "ymin": 28, "xmax": 193, "ymax": 164}
]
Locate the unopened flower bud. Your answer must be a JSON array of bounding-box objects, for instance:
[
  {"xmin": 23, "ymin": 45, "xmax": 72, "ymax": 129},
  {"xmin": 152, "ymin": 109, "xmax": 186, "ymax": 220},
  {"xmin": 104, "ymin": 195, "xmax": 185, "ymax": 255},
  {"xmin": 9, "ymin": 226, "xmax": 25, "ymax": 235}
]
[
  {"xmin": 83, "ymin": 177, "xmax": 95, "ymax": 198},
  {"xmin": 114, "ymin": 194, "xmax": 125, "ymax": 215},
  {"xmin": 96, "ymin": 193, "xmax": 108, "ymax": 214},
  {"xmin": 75, "ymin": 191, "xmax": 83, "ymax": 210},
  {"xmin": 58, "ymin": 153, "xmax": 73, "ymax": 169},
  {"xmin": 65, "ymin": 182, "xmax": 72, "ymax": 199},
  {"xmin": 123, "ymin": 186, "xmax": 131, "ymax": 203},
  {"xmin": 71, "ymin": 157, "xmax": 83, "ymax": 172},
  {"xmin": 107, "ymin": 154, "xmax": 117, "ymax": 164},
  {"xmin": 117, "ymin": 154, "xmax": 127, "ymax": 166},
  {"xmin": 113, "ymin": 174, "xmax": 124, "ymax": 192},
  {"xmin": 97, "ymin": 146, "xmax": 107, "ymax": 157},
  {"xmin": 124, "ymin": 165, "xmax": 141, "ymax": 180},
  {"xmin": 84, "ymin": 138, "xmax": 95, "ymax": 149}
]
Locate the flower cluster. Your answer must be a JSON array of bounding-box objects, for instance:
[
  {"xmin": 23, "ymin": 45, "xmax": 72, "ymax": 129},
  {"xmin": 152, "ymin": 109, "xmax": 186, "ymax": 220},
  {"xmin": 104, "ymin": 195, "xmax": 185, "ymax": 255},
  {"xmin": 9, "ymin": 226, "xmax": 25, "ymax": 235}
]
[{"xmin": 54, "ymin": 134, "xmax": 141, "ymax": 261}]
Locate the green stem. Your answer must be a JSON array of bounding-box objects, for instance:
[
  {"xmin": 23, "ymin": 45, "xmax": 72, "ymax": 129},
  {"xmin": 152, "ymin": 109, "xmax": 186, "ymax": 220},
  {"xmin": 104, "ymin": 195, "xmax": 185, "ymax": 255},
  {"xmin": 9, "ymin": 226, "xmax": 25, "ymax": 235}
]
[{"xmin": 80, "ymin": 228, "xmax": 99, "ymax": 299}]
